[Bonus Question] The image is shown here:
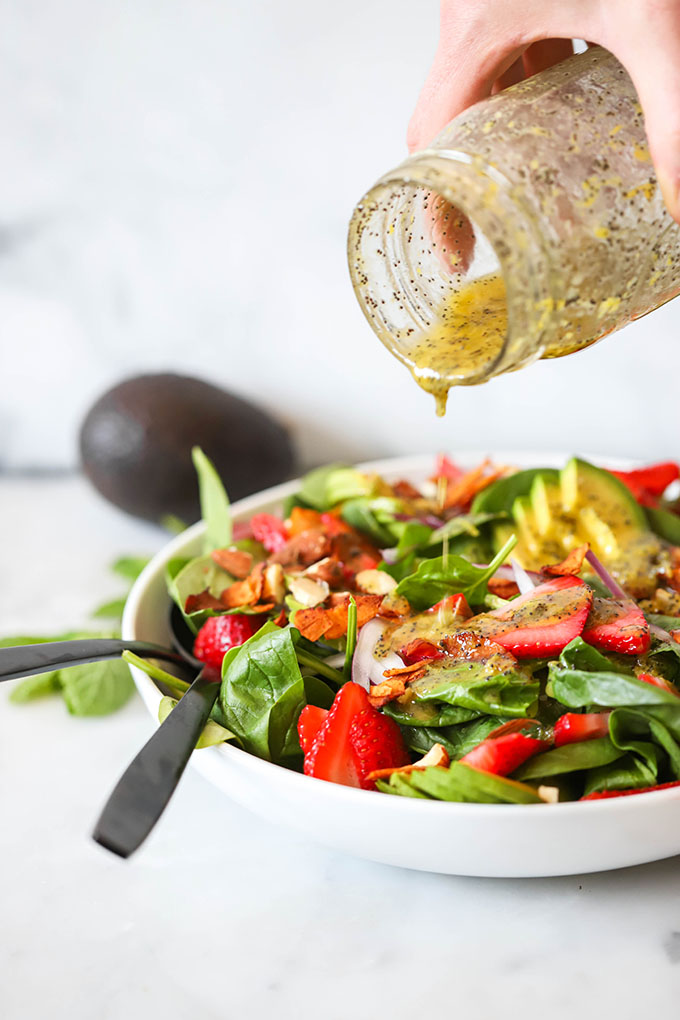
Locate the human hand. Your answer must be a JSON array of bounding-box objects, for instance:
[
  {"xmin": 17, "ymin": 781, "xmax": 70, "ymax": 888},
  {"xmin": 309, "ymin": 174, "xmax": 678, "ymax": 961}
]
[{"xmin": 408, "ymin": 0, "xmax": 680, "ymax": 223}]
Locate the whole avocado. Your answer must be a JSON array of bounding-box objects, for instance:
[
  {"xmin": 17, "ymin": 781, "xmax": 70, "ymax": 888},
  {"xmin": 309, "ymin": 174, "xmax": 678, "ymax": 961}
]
[{"xmin": 79, "ymin": 373, "xmax": 296, "ymax": 523}]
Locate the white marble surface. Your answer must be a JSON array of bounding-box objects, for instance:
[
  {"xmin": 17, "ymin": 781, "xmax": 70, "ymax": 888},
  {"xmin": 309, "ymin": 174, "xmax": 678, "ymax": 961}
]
[
  {"xmin": 2, "ymin": 475, "xmax": 680, "ymax": 1019},
  {"xmin": 2, "ymin": 1, "xmax": 680, "ymax": 473}
]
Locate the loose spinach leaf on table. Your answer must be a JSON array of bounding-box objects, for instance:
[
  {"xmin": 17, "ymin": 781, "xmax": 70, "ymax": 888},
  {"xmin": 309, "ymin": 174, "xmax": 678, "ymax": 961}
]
[
  {"xmin": 219, "ymin": 622, "xmax": 306, "ymax": 764},
  {"xmin": 9, "ymin": 670, "xmax": 62, "ymax": 704},
  {"xmin": 395, "ymin": 534, "xmax": 517, "ymax": 611},
  {"xmin": 192, "ymin": 446, "xmax": 232, "ymax": 552}
]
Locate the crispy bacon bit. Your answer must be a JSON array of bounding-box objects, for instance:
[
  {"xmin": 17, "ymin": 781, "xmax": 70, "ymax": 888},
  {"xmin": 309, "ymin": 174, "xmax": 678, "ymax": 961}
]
[
  {"xmin": 368, "ymin": 677, "xmax": 407, "ymax": 708},
  {"xmin": 671, "ymin": 630, "xmax": 680, "ymax": 644},
  {"xmin": 294, "ymin": 608, "xmax": 331, "ymax": 642},
  {"xmin": 383, "ymin": 660, "xmax": 428, "ymax": 679},
  {"xmin": 294, "ymin": 594, "xmax": 384, "ymax": 642},
  {"xmin": 221, "ymin": 563, "xmax": 264, "ymax": 609},
  {"xmin": 320, "ymin": 512, "xmax": 352, "ymax": 536},
  {"xmin": 331, "ymin": 532, "xmax": 382, "ymax": 576},
  {"xmin": 184, "ymin": 589, "xmax": 225, "ymax": 614},
  {"xmin": 543, "ymin": 543, "xmax": 589, "ymax": 577},
  {"xmin": 487, "ymin": 577, "xmax": 520, "ymax": 599},
  {"xmin": 272, "ymin": 609, "xmax": 288, "ymax": 628},
  {"xmin": 211, "ymin": 547, "xmax": 254, "ymax": 579},
  {"xmin": 443, "ymin": 459, "xmax": 508, "ymax": 510},
  {"xmin": 392, "ymin": 479, "xmax": 423, "ymax": 500},
  {"xmin": 440, "ymin": 630, "xmax": 517, "ymax": 666},
  {"xmin": 366, "ymin": 742, "xmax": 450, "ymax": 781},
  {"xmin": 399, "ymin": 638, "xmax": 444, "ymax": 665},
  {"xmin": 287, "ymin": 506, "xmax": 322, "ymax": 536},
  {"xmin": 304, "ymin": 556, "xmax": 345, "ymax": 588},
  {"xmin": 270, "ymin": 528, "xmax": 331, "ymax": 568}
]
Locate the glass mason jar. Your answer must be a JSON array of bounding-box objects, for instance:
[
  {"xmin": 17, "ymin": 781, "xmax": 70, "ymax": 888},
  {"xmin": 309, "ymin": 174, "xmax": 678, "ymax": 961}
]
[{"xmin": 347, "ymin": 47, "xmax": 680, "ymax": 413}]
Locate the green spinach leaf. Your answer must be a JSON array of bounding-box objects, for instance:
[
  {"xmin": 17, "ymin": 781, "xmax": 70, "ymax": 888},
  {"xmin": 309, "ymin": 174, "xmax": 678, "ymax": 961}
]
[
  {"xmin": 219, "ymin": 622, "xmax": 306, "ymax": 763},
  {"xmin": 395, "ymin": 534, "xmax": 516, "ymax": 611},
  {"xmin": 514, "ymin": 737, "xmax": 624, "ymax": 780},
  {"xmin": 192, "ymin": 447, "xmax": 232, "ymax": 551},
  {"xmin": 158, "ymin": 696, "xmax": 237, "ymax": 749},
  {"xmin": 166, "ymin": 553, "xmax": 234, "ymax": 634}
]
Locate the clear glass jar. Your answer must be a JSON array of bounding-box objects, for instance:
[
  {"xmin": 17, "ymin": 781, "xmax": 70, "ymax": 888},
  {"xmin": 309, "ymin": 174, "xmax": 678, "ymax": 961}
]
[{"xmin": 347, "ymin": 47, "xmax": 680, "ymax": 413}]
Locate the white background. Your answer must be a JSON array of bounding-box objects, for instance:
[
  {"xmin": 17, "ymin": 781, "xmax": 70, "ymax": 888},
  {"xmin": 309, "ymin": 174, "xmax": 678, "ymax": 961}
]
[{"xmin": 1, "ymin": 0, "xmax": 679, "ymax": 475}]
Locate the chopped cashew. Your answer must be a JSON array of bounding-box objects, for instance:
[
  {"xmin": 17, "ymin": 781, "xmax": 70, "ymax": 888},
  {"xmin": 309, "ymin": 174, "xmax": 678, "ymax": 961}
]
[
  {"xmin": 355, "ymin": 569, "xmax": 397, "ymax": 595},
  {"xmin": 288, "ymin": 575, "xmax": 330, "ymax": 608},
  {"xmin": 537, "ymin": 785, "xmax": 559, "ymax": 804},
  {"xmin": 262, "ymin": 563, "xmax": 285, "ymax": 604}
]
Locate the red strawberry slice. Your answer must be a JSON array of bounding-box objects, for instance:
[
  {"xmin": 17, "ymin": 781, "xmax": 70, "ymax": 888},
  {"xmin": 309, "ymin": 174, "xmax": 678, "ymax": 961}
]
[
  {"xmin": 461, "ymin": 732, "xmax": 548, "ymax": 776},
  {"xmin": 582, "ymin": 780, "xmax": 680, "ymax": 800},
  {"xmin": 610, "ymin": 462, "xmax": 679, "ymax": 503},
  {"xmin": 582, "ymin": 597, "xmax": 650, "ymax": 655},
  {"xmin": 250, "ymin": 513, "xmax": 288, "ymax": 553},
  {"xmin": 193, "ymin": 613, "xmax": 262, "ymax": 672},
  {"xmin": 297, "ymin": 705, "xmax": 328, "ymax": 753},
  {"xmin": 553, "ymin": 712, "xmax": 611, "ymax": 747},
  {"xmin": 349, "ymin": 701, "xmax": 410, "ymax": 788},
  {"xmin": 638, "ymin": 672, "xmax": 679, "ymax": 697},
  {"xmin": 428, "ymin": 593, "xmax": 472, "ymax": 619},
  {"xmin": 473, "ymin": 575, "xmax": 592, "ymax": 659},
  {"xmin": 303, "ymin": 682, "xmax": 409, "ymax": 789},
  {"xmin": 399, "ymin": 638, "xmax": 444, "ymax": 665}
]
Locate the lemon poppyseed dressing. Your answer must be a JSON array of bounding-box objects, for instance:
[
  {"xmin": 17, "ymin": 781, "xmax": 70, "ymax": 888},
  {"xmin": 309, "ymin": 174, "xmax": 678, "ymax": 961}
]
[{"xmin": 348, "ymin": 48, "xmax": 680, "ymax": 410}]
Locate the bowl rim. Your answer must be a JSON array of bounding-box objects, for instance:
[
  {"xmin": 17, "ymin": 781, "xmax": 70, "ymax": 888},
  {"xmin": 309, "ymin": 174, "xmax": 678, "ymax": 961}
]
[{"xmin": 122, "ymin": 449, "xmax": 680, "ymax": 819}]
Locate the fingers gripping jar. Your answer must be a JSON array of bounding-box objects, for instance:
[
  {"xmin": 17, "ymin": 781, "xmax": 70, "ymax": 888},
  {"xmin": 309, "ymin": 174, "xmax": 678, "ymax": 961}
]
[{"xmin": 347, "ymin": 48, "xmax": 680, "ymax": 414}]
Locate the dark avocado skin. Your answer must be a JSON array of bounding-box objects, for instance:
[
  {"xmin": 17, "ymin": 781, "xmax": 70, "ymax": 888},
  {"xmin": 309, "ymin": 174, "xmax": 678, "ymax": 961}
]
[{"xmin": 79, "ymin": 373, "xmax": 296, "ymax": 523}]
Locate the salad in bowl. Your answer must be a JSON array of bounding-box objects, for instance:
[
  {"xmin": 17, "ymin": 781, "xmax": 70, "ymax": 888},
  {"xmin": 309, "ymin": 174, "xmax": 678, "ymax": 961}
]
[{"xmin": 130, "ymin": 448, "xmax": 680, "ymax": 814}]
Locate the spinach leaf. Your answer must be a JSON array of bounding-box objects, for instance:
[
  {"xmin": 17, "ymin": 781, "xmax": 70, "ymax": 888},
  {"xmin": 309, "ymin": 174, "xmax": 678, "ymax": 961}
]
[
  {"xmin": 471, "ymin": 468, "xmax": 559, "ymax": 514},
  {"xmin": 406, "ymin": 762, "xmax": 542, "ymax": 803},
  {"xmin": 9, "ymin": 671, "xmax": 62, "ymax": 703},
  {"xmin": 645, "ymin": 613, "xmax": 680, "ymax": 633},
  {"xmin": 397, "ymin": 715, "xmax": 508, "ymax": 760},
  {"xmin": 111, "ymin": 556, "xmax": 151, "ymax": 581},
  {"xmin": 166, "ymin": 553, "xmax": 234, "ymax": 634},
  {"xmin": 384, "ymin": 700, "xmax": 481, "ymax": 728},
  {"xmin": 514, "ymin": 738, "xmax": 624, "ymax": 780},
  {"xmin": 376, "ymin": 774, "xmax": 431, "ymax": 798},
  {"xmin": 395, "ymin": 534, "xmax": 516, "ymax": 611},
  {"xmin": 302, "ymin": 674, "xmax": 336, "ymax": 709},
  {"xmin": 557, "ymin": 637, "xmax": 626, "ymax": 674},
  {"xmin": 219, "ymin": 623, "xmax": 306, "ymax": 763},
  {"xmin": 192, "ymin": 447, "xmax": 232, "ymax": 552},
  {"xmin": 646, "ymin": 505, "xmax": 680, "ymax": 545},
  {"xmin": 609, "ymin": 706, "xmax": 680, "ymax": 778},
  {"xmin": 548, "ymin": 664, "xmax": 680, "ymax": 709},
  {"xmin": 297, "ymin": 464, "xmax": 374, "ymax": 511},
  {"xmin": 409, "ymin": 656, "xmax": 538, "ymax": 718},
  {"xmin": 427, "ymin": 512, "xmax": 503, "ymax": 546},
  {"xmin": 60, "ymin": 658, "xmax": 135, "ymax": 716},
  {"xmin": 158, "ymin": 696, "xmax": 237, "ymax": 749},
  {"xmin": 583, "ymin": 754, "xmax": 658, "ymax": 796},
  {"xmin": 341, "ymin": 497, "xmax": 402, "ymax": 546}
]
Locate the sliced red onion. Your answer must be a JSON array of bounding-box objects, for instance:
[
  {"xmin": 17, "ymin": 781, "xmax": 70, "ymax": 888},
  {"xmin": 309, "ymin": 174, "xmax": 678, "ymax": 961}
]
[
  {"xmin": 585, "ymin": 549, "xmax": 628, "ymax": 601},
  {"xmin": 650, "ymin": 623, "xmax": 678, "ymax": 645},
  {"xmin": 393, "ymin": 512, "xmax": 445, "ymax": 528},
  {"xmin": 380, "ymin": 547, "xmax": 399, "ymax": 564},
  {"xmin": 351, "ymin": 618, "xmax": 404, "ymax": 691},
  {"xmin": 474, "ymin": 563, "xmax": 543, "ymax": 584},
  {"xmin": 510, "ymin": 557, "xmax": 535, "ymax": 595},
  {"xmin": 325, "ymin": 652, "xmax": 346, "ymax": 669}
]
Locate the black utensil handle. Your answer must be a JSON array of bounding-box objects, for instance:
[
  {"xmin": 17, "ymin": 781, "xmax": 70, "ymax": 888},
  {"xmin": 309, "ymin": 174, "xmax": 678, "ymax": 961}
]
[
  {"xmin": 92, "ymin": 670, "xmax": 219, "ymax": 858},
  {"xmin": 0, "ymin": 639, "xmax": 186, "ymax": 682}
]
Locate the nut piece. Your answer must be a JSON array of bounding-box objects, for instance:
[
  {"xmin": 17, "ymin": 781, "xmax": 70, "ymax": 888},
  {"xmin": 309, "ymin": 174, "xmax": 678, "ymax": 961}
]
[
  {"xmin": 262, "ymin": 563, "xmax": 285, "ymax": 604},
  {"xmin": 288, "ymin": 575, "xmax": 330, "ymax": 608},
  {"xmin": 211, "ymin": 546, "xmax": 254, "ymax": 579},
  {"xmin": 355, "ymin": 569, "xmax": 397, "ymax": 596},
  {"xmin": 537, "ymin": 785, "xmax": 559, "ymax": 804},
  {"xmin": 365, "ymin": 742, "xmax": 450, "ymax": 782}
]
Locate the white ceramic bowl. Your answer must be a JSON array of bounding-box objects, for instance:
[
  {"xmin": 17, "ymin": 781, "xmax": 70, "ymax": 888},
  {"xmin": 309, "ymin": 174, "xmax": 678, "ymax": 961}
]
[{"xmin": 123, "ymin": 452, "xmax": 680, "ymax": 877}]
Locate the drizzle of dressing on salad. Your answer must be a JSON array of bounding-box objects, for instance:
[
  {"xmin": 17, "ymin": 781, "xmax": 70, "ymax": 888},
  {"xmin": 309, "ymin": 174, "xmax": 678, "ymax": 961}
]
[{"xmin": 406, "ymin": 273, "xmax": 508, "ymax": 416}]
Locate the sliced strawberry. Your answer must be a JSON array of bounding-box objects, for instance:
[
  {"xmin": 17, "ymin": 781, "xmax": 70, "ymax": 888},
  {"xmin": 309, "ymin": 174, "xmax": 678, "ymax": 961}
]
[
  {"xmin": 428, "ymin": 593, "xmax": 472, "ymax": 619},
  {"xmin": 553, "ymin": 712, "xmax": 611, "ymax": 747},
  {"xmin": 303, "ymin": 682, "xmax": 408, "ymax": 789},
  {"xmin": 193, "ymin": 613, "xmax": 262, "ymax": 672},
  {"xmin": 399, "ymin": 638, "xmax": 444, "ymax": 665},
  {"xmin": 348, "ymin": 700, "xmax": 410, "ymax": 789},
  {"xmin": 582, "ymin": 597, "xmax": 650, "ymax": 655},
  {"xmin": 638, "ymin": 672, "xmax": 680, "ymax": 697},
  {"xmin": 474, "ymin": 575, "xmax": 592, "ymax": 659},
  {"xmin": 582, "ymin": 780, "xmax": 680, "ymax": 800},
  {"xmin": 610, "ymin": 463, "xmax": 679, "ymax": 503},
  {"xmin": 461, "ymin": 732, "xmax": 548, "ymax": 776},
  {"xmin": 297, "ymin": 705, "xmax": 329, "ymax": 753},
  {"xmin": 250, "ymin": 513, "xmax": 288, "ymax": 553}
]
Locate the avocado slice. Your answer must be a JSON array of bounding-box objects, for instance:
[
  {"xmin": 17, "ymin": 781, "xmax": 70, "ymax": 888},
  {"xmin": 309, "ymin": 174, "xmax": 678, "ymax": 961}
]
[{"xmin": 503, "ymin": 459, "xmax": 665, "ymax": 596}]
